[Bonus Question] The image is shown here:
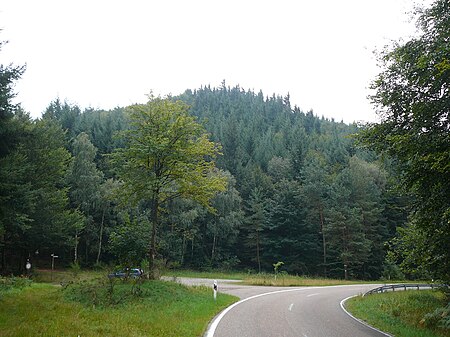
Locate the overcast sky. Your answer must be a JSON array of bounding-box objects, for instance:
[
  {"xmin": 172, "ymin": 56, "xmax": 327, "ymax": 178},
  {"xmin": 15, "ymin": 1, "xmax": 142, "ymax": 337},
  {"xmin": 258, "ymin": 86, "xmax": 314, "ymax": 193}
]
[{"xmin": 1, "ymin": 0, "xmax": 425, "ymax": 123}]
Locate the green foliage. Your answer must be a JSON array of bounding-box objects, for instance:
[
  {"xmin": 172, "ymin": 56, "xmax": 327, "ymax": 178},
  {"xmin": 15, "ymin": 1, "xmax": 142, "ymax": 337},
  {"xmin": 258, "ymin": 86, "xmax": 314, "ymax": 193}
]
[
  {"xmin": 244, "ymin": 187, "xmax": 268, "ymax": 273},
  {"xmin": 0, "ymin": 276, "xmax": 32, "ymax": 296},
  {"xmin": 0, "ymin": 41, "xmax": 26, "ymax": 158},
  {"xmin": 69, "ymin": 262, "xmax": 81, "ymax": 278},
  {"xmin": 113, "ymin": 96, "xmax": 226, "ymax": 208},
  {"xmin": 422, "ymin": 302, "xmax": 450, "ymax": 330},
  {"xmin": 381, "ymin": 258, "xmax": 405, "ymax": 281},
  {"xmin": 42, "ymin": 98, "xmax": 81, "ymax": 138},
  {"xmin": 244, "ymin": 273, "xmax": 369, "ymax": 287},
  {"xmin": 32, "ymin": 269, "xmax": 104, "ymax": 283},
  {"xmin": 0, "ymin": 280, "xmax": 237, "ymax": 337},
  {"xmin": 347, "ymin": 290, "xmax": 449, "ymax": 337},
  {"xmin": 273, "ymin": 261, "xmax": 284, "ymax": 274},
  {"xmin": 108, "ymin": 213, "xmax": 150, "ymax": 268},
  {"xmin": 67, "ymin": 132, "xmax": 105, "ymax": 265},
  {"xmin": 359, "ymin": 0, "xmax": 450, "ymax": 281},
  {"xmin": 68, "ymin": 132, "xmax": 104, "ymax": 214},
  {"xmin": 62, "ymin": 277, "xmax": 146, "ymax": 308},
  {"xmin": 206, "ymin": 171, "xmax": 243, "ymax": 268},
  {"xmin": 2, "ymin": 49, "xmax": 413, "ymax": 280},
  {"xmin": 0, "ymin": 111, "xmax": 81, "ymax": 273},
  {"xmin": 111, "ymin": 95, "xmax": 227, "ymax": 276},
  {"xmin": 267, "ymin": 179, "xmax": 317, "ymax": 274}
]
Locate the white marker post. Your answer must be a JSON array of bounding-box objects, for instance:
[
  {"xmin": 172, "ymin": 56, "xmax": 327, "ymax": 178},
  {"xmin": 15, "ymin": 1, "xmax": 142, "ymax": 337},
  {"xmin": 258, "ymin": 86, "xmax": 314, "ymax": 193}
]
[
  {"xmin": 50, "ymin": 253, "xmax": 58, "ymax": 282},
  {"xmin": 25, "ymin": 259, "xmax": 31, "ymax": 277},
  {"xmin": 213, "ymin": 280, "xmax": 218, "ymax": 301}
]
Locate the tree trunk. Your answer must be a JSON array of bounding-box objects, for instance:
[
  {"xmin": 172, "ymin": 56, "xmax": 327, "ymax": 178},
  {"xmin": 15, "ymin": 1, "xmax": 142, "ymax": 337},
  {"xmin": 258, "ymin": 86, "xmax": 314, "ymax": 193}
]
[
  {"xmin": 85, "ymin": 239, "xmax": 89, "ymax": 265},
  {"xmin": 319, "ymin": 206, "xmax": 327, "ymax": 277},
  {"xmin": 96, "ymin": 209, "xmax": 105, "ymax": 265},
  {"xmin": 149, "ymin": 196, "xmax": 159, "ymax": 279},
  {"xmin": 211, "ymin": 234, "xmax": 216, "ymax": 262},
  {"xmin": 181, "ymin": 235, "xmax": 186, "ymax": 265},
  {"xmin": 0, "ymin": 234, "xmax": 5, "ymax": 272},
  {"xmin": 256, "ymin": 230, "xmax": 261, "ymax": 273},
  {"xmin": 74, "ymin": 231, "xmax": 79, "ymax": 264}
]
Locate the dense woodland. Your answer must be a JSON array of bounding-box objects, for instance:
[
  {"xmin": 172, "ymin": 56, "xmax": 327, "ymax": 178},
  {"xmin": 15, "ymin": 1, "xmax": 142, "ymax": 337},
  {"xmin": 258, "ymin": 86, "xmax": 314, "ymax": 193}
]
[
  {"xmin": 0, "ymin": 82, "xmax": 408, "ymax": 280},
  {"xmin": 1, "ymin": 0, "xmax": 448, "ymax": 282}
]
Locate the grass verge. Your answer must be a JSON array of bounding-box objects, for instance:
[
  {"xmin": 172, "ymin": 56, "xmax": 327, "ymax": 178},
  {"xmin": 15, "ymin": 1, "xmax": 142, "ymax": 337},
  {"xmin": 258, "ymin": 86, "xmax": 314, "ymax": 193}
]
[
  {"xmin": 346, "ymin": 290, "xmax": 450, "ymax": 337},
  {"xmin": 164, "ymin": 269, "xmax": 247, "ymax": 280},
  {"xmin": 243, "ymin": 273, "xmax": 374, "ymax": 286},
  {"xmin": 0, "ymin": 279, "xmax": 237, "ymax": 337},
  {"xmin": 32, "ymin": 268, "xmax": 106, "ymax": 284},
  {"xmin": 164, "ymin": 269, "xmax": 379, "ymax": 286}
]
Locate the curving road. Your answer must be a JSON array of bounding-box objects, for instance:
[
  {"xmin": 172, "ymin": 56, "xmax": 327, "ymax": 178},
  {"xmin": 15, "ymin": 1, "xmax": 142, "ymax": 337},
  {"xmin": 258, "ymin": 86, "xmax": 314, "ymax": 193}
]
[{"xmin": 195, "ymin": 280, "xmax": 390, "ymax": 337}]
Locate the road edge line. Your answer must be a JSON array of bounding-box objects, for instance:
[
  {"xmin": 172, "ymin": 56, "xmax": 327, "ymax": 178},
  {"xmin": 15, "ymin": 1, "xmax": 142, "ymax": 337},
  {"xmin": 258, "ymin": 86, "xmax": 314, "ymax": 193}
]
[
  {"xmin": 340, "ymin": 295, "xmax": 393, "ymax": 337},
  {"xmin": 204, "ymin": 288, "xmax": 304, "ymax": 337},
  {"xmin": 205, "ymin": 284, "xmax": 383, "ymax": 337}
]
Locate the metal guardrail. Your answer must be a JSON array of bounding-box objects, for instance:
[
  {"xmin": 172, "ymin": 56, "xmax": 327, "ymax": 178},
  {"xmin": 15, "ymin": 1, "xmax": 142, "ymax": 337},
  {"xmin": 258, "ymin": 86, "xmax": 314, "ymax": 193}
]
[{"xmin": 363, "ymin": 283, "xmax": 447, "ymax": 297}]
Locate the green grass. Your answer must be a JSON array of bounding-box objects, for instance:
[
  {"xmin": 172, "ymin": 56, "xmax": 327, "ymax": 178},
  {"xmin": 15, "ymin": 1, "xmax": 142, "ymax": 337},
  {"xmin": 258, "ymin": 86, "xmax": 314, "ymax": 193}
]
[
  {"xmin": 164, "ymin": 269, "xmax": 382, "ymax": 286},
  {"xmin": 32, "ymin": 268, "xmax": 106, "ymax": 284},
  {"xmin": 0, "ymin": 276, "xmax": 33, "ymax": 300},
  {"xmin": 346, "ymin": 290, "xmax": 450, "ymax": 337},
  {"xmin": 0, "ymin": 279, "xmax": 237, "ymax": 337},
  {"xmin": 243, "ymin": 273, "xmax": 376, "ymax": 286},
  {"xmin": 164, "ymin": 269, "xmax": 247, "ymax": 280}
]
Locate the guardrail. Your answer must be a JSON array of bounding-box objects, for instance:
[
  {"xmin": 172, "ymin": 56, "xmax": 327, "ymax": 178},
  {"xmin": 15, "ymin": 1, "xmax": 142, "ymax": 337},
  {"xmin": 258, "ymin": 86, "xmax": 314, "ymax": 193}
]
[{"xmin": 363, "ymin": 283, "xmax": 447, "ymax": 297}]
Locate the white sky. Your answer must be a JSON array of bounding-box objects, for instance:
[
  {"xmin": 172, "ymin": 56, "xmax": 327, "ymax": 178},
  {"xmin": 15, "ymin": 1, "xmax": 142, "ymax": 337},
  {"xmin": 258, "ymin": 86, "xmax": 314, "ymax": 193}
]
[{"xmin": 1, "ymin": 0, "xmax": 425, "ymax": 123}]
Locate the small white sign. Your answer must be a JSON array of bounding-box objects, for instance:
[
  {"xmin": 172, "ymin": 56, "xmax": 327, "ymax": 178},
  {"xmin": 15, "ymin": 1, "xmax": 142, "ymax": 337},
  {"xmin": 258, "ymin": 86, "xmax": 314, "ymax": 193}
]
[
  {"xmin": 213, "ymin": 280, "xmax": 218, "ymax": 300},
  {"xmin": 26, "ymin": 262, "xmax": 31, "ymax": 270}
]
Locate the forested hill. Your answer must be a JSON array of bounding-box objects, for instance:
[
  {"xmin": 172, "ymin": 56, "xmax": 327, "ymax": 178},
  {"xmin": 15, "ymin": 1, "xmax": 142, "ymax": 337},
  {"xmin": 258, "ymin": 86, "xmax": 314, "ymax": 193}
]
[
  {"xmin": 179, "ymin": 84, "xmax": 358, "ymax": 199},
  {"xmin": 1, "ymin": 84, "xmax": 409, "ymax": 280},
  {"xmin": 174, "ymin": 84, "xmax": 406, "ymax": 279},
  {"xmin": 3, "ymin": 0, "xmax": 446, "ymax": 285}
]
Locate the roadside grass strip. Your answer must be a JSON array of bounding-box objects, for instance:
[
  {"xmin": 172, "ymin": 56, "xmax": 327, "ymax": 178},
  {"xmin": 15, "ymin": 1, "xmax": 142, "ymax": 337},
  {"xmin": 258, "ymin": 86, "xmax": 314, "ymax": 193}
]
[
  {"xmin": 345, "ymin": 290, "xmax": 449, "ymax": 337},
  {"xmin": 0, "ymin": 280, "xmax": 237, "ymax": 337},
  {"xmin": 243, "ymin": 274, "xmax": 376, "ymax": 287},
  {"xmin": 164, "ymin": 270, "xmax": 247, "ymax": 280},
  {"xmin": 164, "ymin": 269, "xmax": 383, "ymax": 287}
]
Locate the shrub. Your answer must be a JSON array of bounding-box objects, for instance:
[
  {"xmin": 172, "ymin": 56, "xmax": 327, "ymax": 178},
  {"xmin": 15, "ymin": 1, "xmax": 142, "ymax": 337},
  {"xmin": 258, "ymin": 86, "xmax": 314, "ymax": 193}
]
[
  {"xmin": 422, "ymin": 302, "xmax": 450, "ymax": 330},
  {"xmin": 62, "ymin": 277, "xmax": 146, "ymax": 308},
  {"xmin": 0, "ymin": 277, "xmax": 32, "ymax": 297}
]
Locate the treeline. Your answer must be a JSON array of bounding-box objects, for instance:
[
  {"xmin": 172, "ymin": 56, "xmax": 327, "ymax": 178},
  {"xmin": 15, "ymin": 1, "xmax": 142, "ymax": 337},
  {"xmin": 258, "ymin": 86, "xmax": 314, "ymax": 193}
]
[
  {"xmin": 1, "ymin": 79, "xmax": 410, "ymax": 280},
  {"xmin": 2, "ymin": 0, "xmax": 447, "ymax": 283}
]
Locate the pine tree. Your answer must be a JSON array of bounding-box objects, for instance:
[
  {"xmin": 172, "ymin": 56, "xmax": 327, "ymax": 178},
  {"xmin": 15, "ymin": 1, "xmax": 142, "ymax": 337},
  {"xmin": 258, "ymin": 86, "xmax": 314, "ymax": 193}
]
[{"xmin": 244, "ymin": 187, "xmax": 268, "ymax": 273}]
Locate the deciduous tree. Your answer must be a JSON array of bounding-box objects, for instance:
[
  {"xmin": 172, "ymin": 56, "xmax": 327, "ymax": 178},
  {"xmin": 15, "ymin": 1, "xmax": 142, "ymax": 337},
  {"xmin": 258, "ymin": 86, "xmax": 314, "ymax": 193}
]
[
  {"xmin": 112, "ymin": 96, "xmax": 226, "ymax": 277},
  {"xmin": 359, "ymin": 0, "xmax": 450, "ymax": 281}
]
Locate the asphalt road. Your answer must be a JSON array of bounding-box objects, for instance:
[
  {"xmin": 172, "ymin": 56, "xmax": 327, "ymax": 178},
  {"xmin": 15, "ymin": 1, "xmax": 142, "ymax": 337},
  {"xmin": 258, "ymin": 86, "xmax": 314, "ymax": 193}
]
[{"xmin": 186, "ymin": 279, "xmax": 390, "ymax": 337}]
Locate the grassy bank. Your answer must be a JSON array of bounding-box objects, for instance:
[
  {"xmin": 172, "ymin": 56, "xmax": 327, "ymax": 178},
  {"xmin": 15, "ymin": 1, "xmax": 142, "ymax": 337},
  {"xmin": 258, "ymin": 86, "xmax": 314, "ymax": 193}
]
[
  {"xmin": 0, "ymin": 279, "xmax": 237, "ymax": 337},
  {"xmin": 346, "ymin": 290, "xmax": 449, "ymax": 337}
]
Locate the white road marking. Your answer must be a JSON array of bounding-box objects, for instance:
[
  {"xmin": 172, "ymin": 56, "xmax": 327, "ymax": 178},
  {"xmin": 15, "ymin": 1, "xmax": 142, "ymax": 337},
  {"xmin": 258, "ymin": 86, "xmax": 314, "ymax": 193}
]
[
  {"xmin": 340, "ymin": 296, "xmax": 393, "ymax": 337},
  {"xmin": 205, "ymin": 284, "xmax": 383, "ymax": 337},
  {"xmin": 306, "ymin": 293, "xmax": 319, "ymax": 297},
  {"xmin": 288, "ymin": 303, "xmax": 294, "ymax": 311},
  {"xmin": 205, "ymin": 288, "xmax": 306, "ymax": 337}
]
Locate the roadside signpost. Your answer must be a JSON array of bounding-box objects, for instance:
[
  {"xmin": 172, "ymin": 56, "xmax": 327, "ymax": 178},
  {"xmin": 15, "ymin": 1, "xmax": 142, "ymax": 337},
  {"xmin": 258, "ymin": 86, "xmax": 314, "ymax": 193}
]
[
  {"xmin": 25, "ymin": 259, "xmax": 31, "ymax": 277},
  {"xmin": 213, "ymin": 280, "xmax": 218, "ymax": 301},
  {"xmin": 51, "ymin": 254, "xmax": 58, "ymax": 281}
]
